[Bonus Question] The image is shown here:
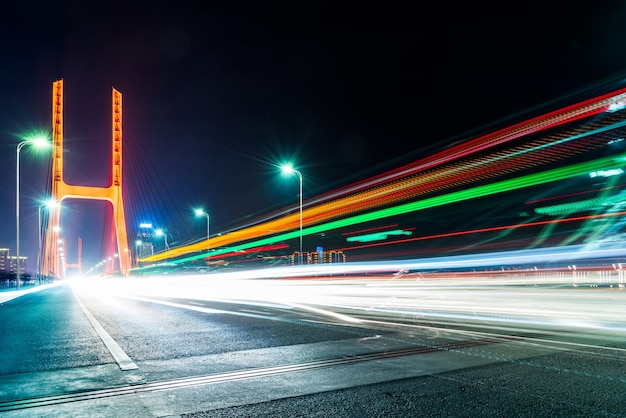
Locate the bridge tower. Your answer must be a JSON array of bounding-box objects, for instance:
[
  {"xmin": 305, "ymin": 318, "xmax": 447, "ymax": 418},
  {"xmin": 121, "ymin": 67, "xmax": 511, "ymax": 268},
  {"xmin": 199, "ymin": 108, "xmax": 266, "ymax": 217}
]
[{"xmin": 42, "ymin": 79, "xmax": 132, "ymax": 278}]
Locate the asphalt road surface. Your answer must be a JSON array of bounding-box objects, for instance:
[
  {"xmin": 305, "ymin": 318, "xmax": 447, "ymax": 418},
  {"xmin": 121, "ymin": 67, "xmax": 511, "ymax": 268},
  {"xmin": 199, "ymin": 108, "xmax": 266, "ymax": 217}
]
[{"xmin": 1, "ymin": 277, "xmax": 625, "ymax": 417}]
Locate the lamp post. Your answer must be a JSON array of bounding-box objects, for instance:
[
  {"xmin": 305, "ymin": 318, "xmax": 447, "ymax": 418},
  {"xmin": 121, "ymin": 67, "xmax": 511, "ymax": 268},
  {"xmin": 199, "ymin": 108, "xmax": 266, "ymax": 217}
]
[
  {"xmin": 16, "ymin": 137, "xmax": 50, "ymax": 289},
  {"xmin": 37, "ymin": 199, "xmax": 57, "ymax": 284},
  {"xmin": 135, "ymin": 240, "xmax": 141, "ymax": 262},
  {"xmin": 280, "ymin": 163, "xmax": 303, "ymax": 264},
  {"xmin": 155, "ymin": 228, "xmax": 169, "ymax": 250},
  {"xmin": 194, "ymin": 209, "xmax": 210, "ymax": 256}
]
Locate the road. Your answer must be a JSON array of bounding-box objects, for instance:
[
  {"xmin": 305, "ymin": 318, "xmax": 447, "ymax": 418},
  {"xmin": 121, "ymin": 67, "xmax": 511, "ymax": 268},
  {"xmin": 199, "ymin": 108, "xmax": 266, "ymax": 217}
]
[{"xmin": 1, "ymin": 275, "xmax": 626, "ymax": 417}]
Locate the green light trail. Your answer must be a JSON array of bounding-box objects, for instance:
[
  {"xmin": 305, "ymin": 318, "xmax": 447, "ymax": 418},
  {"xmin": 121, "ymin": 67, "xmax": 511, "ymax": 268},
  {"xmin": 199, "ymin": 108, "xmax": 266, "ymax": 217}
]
[{"xmin": 346, "ymin": 229, "xmax": 413, "ymax": 243}]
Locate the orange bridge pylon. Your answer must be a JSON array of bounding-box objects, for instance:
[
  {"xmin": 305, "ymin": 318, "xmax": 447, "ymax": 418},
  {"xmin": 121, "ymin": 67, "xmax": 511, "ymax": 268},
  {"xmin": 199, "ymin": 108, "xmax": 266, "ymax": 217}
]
[{"xmin": 42, "ymin": 79, "xmax": 132, "ymax": 278}]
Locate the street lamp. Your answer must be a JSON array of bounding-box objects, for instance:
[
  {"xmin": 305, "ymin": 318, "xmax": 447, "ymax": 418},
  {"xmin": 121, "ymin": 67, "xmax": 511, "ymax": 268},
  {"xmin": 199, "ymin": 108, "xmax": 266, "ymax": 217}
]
[
  {"xmin": 155, "ymin": 228, "xmax": 169, "ymax": 250},
  {"xmin": 37, "ymin": 199, "xmax": 57, "ymax": 283},
  {"xmin": 280, "ymin": 163, "xmax": 303, "ymax": 264},
  {"xmin": 135, "ymin": 240, "xmax": 142, "ymax": 265},
  {"xmin": 194, "ymin": 209, "xmax": 210, "ymax": 255},
  {"xmin": 16, "ymin": 136, "xmax": 50, "ymax": 289}
]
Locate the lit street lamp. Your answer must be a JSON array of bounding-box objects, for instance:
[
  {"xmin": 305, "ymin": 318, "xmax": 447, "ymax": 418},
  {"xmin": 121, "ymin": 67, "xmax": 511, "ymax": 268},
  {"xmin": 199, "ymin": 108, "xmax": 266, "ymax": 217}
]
[
  {"xmin": 155, "ymin": 228, "xmax": 170, "ymax": 250},
  {"xmin": 37, "ymin": 199, "xmax": 57, "ymax": 283},
  {"xmin": 16, "ymin": 136, "xmax": 50, "ymax": 289},
  {"xmin": 280, "ymin": 163, "xmax": 303, "ymax": 264},
  {"xmin": 194, "ymin": 209, "xmax": 210, "ymax": 256}
]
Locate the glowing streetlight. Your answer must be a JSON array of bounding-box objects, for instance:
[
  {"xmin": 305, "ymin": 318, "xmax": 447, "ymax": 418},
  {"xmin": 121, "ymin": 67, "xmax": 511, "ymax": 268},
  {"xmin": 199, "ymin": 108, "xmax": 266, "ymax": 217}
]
[
  {"xmin": 280, "ymin": 163, "xmax": 303, "ymax": 264},
  {"xmin": 37, "ymin": 199, "xmax": 57, "ymax": 283},
  {"xmin": 16, "ymin": 135, "xmax": 50, "ymax": 289},
  {"xmin": 194, "ymin": 208, "xmax": 210, "ymax": 255},
  {"xmin": 155, "ymin": 228, "xmax": 169, "ymax": 250}
]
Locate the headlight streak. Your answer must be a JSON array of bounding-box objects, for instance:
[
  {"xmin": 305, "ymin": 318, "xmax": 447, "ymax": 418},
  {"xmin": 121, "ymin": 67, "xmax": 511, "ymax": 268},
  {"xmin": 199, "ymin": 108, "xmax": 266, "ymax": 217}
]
[
  {"xmin": 268, "ymin": 284, "xmax": 626, "ymax": 332},
  {"xmin": 72, "ymin": 276, "xmax": 362, "ymax": 324},
  {"xmin": 341, "ymin": 304, "xmax": 605, "ymax": 331},
  {"xmin": 276, "ymin": 301, "xmax": 363, "ymax": 324},
  {"xmin": 73, "ymin": 261, "xmax": 626, "ymax": 335},
  {"xmin": 107, "ymin": 293, "xmax": 367, "ymax": 330}
]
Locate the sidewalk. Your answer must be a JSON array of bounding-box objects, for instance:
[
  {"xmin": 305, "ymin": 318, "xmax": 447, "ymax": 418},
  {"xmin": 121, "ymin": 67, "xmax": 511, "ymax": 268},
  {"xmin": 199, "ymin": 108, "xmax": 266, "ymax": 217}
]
[{"xmin": 0, "ymin": 283, "xmax": 58, "ymax": 303}]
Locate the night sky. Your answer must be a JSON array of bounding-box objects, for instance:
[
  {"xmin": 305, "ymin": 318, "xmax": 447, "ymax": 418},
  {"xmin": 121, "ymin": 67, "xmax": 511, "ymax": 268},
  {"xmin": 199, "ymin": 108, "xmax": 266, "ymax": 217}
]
[{"xmin": 3, "ymin": 1, "xmax": 626, "ymax": 272}]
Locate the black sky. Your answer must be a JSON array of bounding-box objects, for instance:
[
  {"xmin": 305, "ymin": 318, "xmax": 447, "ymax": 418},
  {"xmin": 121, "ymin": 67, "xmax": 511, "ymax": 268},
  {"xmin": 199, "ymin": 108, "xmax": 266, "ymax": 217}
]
[{"xmin": 3, "ymin": 1, "xmax": 626, "ymax": 270}]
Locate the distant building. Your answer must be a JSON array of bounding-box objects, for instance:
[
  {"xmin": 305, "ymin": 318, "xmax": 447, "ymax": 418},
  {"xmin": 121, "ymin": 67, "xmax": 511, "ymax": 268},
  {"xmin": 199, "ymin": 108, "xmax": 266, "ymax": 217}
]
[
  {"xmin": 0, "ymin": 248, "xmax": 9, "ymax": 271},
  {"xmin": 7, "ymin": 255, "xmax": 28, "ymax": 276},
  {"xmin": 323, "ymin": 250, "xmax": 346, "ymax": 264},
  {"xmin": 288, "ymin": 250, "xmax": 346, "ymax": 265}
]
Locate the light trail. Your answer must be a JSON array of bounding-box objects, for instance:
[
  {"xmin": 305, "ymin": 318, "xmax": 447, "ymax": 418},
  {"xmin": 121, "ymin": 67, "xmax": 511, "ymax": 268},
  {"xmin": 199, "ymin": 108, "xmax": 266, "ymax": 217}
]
[
  {"xmin": 306, "ymin": 87, "xmax": 626, "ymax": 206},
  {"xmin": 139, "ymin": 88, "xmax": 626, "ymax": 265},
  {"xmin": 72, "ymin": 265, "xmax": 626, "ymax": 337},
  {"xmin": 139, "ymin": 152, "xmax": 626, "ymax": 267}
]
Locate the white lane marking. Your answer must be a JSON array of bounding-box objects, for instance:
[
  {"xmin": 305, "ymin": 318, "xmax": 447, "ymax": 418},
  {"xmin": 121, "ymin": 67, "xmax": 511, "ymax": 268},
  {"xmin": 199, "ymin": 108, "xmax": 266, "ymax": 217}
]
[
  {"xmin": 240, "ymin": 309, "xmax": 268, "ymax": 315},
  {"xmin": 72, "ymin": 289, "xmax": 138, "ymax": 371}
]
